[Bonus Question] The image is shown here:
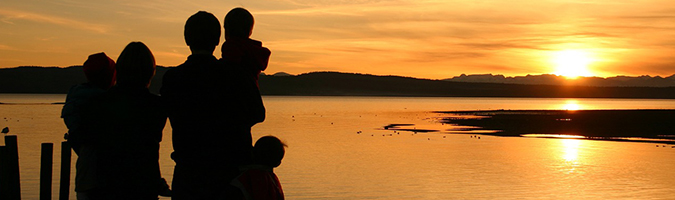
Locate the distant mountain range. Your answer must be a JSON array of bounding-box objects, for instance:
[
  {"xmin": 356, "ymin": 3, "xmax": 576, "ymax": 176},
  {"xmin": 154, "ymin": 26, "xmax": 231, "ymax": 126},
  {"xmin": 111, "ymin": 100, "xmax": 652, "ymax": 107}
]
[
  {"xmin": 445, "ymin": 73, "xmax": 675, "ymax": 87},
  {"xmin": 2, "ymin": 66, "xmax": 675, "ymax": 99}
]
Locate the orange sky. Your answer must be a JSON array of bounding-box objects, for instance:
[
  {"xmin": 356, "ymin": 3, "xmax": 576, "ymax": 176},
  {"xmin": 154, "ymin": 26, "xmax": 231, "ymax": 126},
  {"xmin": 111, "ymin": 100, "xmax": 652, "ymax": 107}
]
[{"xmin": 1, "ymin": 0, "xmax": 675, "ymax": 79}]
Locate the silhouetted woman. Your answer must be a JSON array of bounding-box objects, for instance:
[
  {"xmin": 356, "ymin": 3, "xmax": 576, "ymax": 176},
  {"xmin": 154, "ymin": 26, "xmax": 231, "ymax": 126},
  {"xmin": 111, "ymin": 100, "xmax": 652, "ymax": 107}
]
[{"xmin": 78, "ymin": 42, "xmax": 168, "ymax": 200}]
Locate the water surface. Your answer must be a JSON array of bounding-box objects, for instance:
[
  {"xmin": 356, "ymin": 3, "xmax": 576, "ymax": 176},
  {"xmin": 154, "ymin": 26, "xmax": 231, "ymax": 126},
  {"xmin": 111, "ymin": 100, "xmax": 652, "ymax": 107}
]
[{"xmin": 1, "ymin": 95, "xmax": 674, "ymax": 199}]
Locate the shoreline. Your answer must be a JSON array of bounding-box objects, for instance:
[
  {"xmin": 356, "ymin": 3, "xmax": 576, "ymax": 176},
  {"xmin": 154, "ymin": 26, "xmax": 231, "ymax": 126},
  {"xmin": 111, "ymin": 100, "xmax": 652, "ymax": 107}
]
[{"xmin": 435, "ymin": 109, "xmax": 675, "ymax": 144}]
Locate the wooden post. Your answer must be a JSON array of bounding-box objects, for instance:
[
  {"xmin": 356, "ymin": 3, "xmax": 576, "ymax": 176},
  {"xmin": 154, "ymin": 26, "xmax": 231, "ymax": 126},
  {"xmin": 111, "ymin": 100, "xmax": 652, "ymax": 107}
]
[
  {"xmin": 58, "ymin": 142, "xmax": 71, "ymax": 200},
  {"xmin": 40, "ymin": 143, "xmax": 53, "ymax": 200},
  {"xmin": 0, "ymin": 145, "xmax": 9, "ymax": 200},
  {"xmin": 5, "ymin": 135, "xmax": 21, "ymax": 200}
]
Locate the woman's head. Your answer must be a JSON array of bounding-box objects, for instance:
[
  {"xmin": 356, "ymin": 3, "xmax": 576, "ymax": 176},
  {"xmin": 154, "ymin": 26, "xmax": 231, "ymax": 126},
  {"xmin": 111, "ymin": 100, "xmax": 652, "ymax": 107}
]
[{"xmin": 115, "ymin": 42, "xmax": 156, "ymax": 88}]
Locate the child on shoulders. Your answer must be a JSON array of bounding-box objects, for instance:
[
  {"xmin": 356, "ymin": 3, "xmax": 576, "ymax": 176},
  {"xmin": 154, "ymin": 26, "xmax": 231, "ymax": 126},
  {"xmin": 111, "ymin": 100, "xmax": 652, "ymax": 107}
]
[{"xmin": 221, "ymin": 7, "xmax": 271, "ymax": 87}]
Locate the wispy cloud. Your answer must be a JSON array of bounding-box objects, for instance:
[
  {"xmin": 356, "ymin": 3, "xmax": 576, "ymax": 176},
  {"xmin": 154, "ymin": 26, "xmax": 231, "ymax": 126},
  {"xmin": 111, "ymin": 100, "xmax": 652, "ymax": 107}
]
[
  {"xmin": 3, "ymin": 0, "xmax": 675, "ymax": 77},
  {"xmin": 153, "ymin": 51, "xmax": 188, "ymax": 59},
  {"xmin": 0, "ymin": 44, "xmax": 14, "ymax": 50},
  {"xmin": 0, "ymin": 9, "xmax": 109, "ymax": 33}
]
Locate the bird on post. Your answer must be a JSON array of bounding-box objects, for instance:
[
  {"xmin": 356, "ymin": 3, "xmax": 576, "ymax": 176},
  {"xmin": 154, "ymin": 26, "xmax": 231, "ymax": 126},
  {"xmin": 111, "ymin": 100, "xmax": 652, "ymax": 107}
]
[{"xmin": 2, "ymin": 127, "xmax": 9, "ymax": 134}]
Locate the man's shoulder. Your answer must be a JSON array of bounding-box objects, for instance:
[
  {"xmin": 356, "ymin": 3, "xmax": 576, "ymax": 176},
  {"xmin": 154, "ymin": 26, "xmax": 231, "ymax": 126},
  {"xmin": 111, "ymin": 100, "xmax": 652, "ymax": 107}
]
[
  {"xmin": 162, "ymin": 66, "xmax": 182, "ymax": 79},
  {"xmin": 172, "ymin": 57, "xmax": 228, "ymax": 73}
]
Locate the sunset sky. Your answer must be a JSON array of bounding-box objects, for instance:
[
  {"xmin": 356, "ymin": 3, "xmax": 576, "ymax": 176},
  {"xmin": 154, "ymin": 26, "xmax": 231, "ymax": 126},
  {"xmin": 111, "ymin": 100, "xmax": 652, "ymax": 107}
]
[{"xmin": 2, "ymin": 0, "xmax": 675, "ymax": 79}]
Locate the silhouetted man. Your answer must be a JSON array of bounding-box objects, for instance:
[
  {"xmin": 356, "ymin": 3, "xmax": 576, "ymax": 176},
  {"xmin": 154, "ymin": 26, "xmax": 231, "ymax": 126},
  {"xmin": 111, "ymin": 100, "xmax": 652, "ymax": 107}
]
[{"xmin": 161, "ymin": 11, "xmax": 265, "ymax": 199}]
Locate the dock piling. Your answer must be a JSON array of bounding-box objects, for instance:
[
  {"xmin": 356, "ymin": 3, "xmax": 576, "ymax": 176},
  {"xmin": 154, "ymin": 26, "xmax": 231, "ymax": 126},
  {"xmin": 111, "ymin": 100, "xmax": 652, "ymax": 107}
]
[
  {"xmin": 59, "ymin": 141, "xmax": 71, "ymax": 200},
  {"xmin": 4, "ymin": 135, "xmax": 21, "ymax": 200},
  {"xmin": 40, "ymin": 143, "xmax": 53, "ymax": 200}
]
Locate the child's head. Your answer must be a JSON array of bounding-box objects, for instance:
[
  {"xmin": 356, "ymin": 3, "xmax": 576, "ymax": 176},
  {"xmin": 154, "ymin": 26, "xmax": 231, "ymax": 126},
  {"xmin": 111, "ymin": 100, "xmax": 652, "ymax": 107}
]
[
  {"xmin": 253, "ymin": 136, "xmax": 287, "ymax": 168},
  {"xmin": 224, "ymin": 7, "xmax": 254, "ymax": 39},
  {"xmin": 83, "ymin": 52, "xmax": 116, "ymax": 90}
]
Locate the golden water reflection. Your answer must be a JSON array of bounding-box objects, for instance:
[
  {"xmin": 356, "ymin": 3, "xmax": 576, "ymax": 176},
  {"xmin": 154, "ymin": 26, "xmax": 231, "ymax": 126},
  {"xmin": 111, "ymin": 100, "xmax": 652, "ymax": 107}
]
[
  {"xmin": 561, "ymin": 99, "xmax": 581, "ymax": 110},
  {"xmin": 561, "ymin": 139, "xmax": 581, "ymax": 162}
]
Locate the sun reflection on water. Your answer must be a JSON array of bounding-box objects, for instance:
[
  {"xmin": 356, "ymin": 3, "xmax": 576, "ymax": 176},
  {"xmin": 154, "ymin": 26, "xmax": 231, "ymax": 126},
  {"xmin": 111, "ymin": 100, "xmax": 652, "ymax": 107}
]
[
  {"xmin": 562, "ymin": 100, "xmax": 581, "ymax": 110},
  {"xmin": 561, "ymin": 139, "xmax": 581, "ymax": 162}
]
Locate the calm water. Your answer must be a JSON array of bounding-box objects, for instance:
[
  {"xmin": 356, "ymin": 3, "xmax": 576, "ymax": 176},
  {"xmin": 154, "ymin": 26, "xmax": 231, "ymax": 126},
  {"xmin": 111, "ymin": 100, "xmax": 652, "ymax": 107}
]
[{"xmin": 1, "ymin": 95, "xmax": 675, "ymax": 199}]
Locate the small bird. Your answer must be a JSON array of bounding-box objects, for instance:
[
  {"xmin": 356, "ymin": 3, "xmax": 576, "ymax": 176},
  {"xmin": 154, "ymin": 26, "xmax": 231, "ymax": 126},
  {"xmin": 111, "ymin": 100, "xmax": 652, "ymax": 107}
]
[{"xmin": 2, "ymin": 127, "xmax": 9, "ymax": 134}]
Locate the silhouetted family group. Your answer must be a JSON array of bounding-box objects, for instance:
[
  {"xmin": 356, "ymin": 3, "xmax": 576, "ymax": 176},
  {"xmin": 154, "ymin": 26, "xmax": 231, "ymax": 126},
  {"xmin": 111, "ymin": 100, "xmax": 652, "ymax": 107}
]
[{"xmin": 60, "ymin": 8, "xmax": 285, "ymax": 200}]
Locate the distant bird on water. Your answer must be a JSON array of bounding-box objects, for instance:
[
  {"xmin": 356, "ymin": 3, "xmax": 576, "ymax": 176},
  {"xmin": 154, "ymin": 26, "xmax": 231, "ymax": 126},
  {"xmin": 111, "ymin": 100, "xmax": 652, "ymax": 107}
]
[{"xmin": 2, "ymin": 127, "xmax": 9, "ymax": 134}]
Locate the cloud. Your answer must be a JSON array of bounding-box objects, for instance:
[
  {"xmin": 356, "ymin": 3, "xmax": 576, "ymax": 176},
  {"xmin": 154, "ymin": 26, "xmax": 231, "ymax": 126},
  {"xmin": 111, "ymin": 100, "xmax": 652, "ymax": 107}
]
[
  {"xmin": 0, "ymin": 8, "xmax": 109, "ymax": 33},
  {"xmin": 152, "ymin": 50, "xmax": 188, "ymax": 59},
  {"xmin": 0, "ymin": 44, "xmax": 15, "ymax": 50},
  {"xmin": 3, "ymin": 0, "xmax": 675, "ymax": 77}
]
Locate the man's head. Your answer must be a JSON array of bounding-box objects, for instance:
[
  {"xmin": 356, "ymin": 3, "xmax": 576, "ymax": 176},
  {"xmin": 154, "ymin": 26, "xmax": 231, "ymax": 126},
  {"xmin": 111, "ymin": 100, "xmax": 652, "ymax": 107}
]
[{"xmin": 184, "ymin": 11, "xmax": 221, "ymax": 52}]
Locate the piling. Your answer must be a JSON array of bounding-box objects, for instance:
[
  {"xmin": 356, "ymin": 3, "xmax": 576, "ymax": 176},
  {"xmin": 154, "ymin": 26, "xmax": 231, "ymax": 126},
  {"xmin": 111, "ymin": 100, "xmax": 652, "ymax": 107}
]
[
  {"xmin": 40, "ymin": 143, "xmax": 53, "ymax": 200},
  {"xmin": 4, "ymin": 135, "xmax": 21, "ymax": 200},
  {"xmin": 0, "ymin": 145, "xmax": 9, "ymax": 200},
  {"xmin": 59, "ymin": 141, "xmax": 71, "ymax": 200}
]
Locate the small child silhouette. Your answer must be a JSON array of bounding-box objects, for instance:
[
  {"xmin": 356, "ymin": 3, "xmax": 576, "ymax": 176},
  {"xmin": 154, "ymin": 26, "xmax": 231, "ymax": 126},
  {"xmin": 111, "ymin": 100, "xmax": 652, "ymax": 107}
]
[
  {"xmin": 221, "ymin": 7, "xmax": 271, "ymax": 87},
  {"xmin": 231, "ymin": 135, "xmax": 286, "ymax": 200},
  {"xmin": 62, "ymin": 52, "xmax": 116, "ymax": 136},
  {"xmin": 61, "ymin": 52, "xmax": 116, "ymax": 198}
]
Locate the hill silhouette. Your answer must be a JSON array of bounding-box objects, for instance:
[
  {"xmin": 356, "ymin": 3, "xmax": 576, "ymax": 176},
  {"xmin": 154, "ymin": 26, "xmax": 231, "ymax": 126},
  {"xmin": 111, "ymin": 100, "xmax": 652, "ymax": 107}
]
[
  {"xmin": 0, "ymin": 66, "xmax": 169, "ymax": 94},
  {"xmin": 2, "ymin": 66, "xmax": 675, "ymax": 99},
  {"xmin": 259, "ymin": 72, "xmax": 675, "ymax": 98},
  {"xmin": 446, "ymin": 73, "xmax": 675, "ymax": 87}
]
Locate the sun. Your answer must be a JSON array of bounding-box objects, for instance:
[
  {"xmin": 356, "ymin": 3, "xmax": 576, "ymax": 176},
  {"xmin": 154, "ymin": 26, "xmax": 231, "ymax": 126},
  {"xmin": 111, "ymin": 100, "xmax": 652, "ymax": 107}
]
[{"xmin": 552, "ymin": 50, "xmax": 595, "ymax": 79}]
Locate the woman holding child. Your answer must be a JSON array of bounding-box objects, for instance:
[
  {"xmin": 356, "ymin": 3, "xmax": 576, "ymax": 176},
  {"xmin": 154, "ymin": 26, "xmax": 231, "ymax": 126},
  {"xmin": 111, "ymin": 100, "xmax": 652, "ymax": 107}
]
[{"xmin": 72, "ymin": 42, "xmax": 169, "ymax": 200}]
